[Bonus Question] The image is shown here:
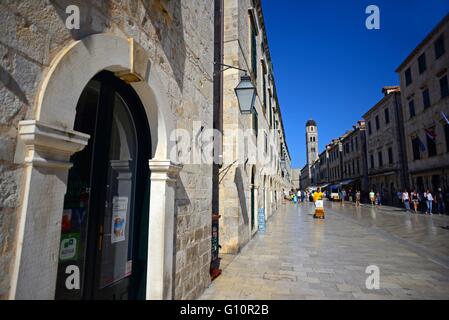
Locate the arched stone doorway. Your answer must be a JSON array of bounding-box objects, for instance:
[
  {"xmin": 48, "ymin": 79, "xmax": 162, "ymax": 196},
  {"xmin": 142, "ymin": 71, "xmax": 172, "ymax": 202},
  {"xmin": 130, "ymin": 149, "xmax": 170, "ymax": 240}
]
[{"xmin": 12, "ymin": 34, "xmax": 180, "ymax": 300}]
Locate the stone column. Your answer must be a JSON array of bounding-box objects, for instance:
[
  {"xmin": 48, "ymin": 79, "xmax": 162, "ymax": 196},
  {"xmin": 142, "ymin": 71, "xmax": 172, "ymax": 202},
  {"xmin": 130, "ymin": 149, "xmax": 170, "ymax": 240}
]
[
  {"xmin": 147, "ymin": 159, "xmax": 182, "ymax": 300},
  {"xmin": 10, "ymin": 120, "xmax": 89, "ymax": 299},
  {"xmin": 251, "ymin": 185, "xmax": 259, "ymax": 236}
]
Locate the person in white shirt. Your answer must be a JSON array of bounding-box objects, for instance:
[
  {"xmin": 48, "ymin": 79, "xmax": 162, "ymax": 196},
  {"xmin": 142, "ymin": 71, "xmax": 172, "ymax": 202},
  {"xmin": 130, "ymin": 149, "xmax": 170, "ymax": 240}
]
[
  {"xmin": 425, "ymin": 190, "xmax": 434, "ymax": 215},
  {"xmin": 402, "ymin": 190, "xmax": 410, "ymax": 212}
]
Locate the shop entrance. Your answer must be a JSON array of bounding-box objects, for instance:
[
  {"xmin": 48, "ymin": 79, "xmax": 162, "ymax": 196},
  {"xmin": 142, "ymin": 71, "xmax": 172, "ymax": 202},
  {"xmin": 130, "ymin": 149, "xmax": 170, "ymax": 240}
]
[{"xmin": 55, "ymin": 71, "xmax": 151, "ymax": 300}]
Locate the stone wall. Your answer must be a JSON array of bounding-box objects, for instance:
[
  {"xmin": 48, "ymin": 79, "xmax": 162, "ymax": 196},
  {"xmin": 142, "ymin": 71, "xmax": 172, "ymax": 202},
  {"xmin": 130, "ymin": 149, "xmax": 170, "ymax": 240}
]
[
  {"xmin": 0, "ymin": 0, "xmax": 213, "ymax": 300},
  {"xmin": 398, "ymin": 17, "xmax": 449, "ymax": 191}
]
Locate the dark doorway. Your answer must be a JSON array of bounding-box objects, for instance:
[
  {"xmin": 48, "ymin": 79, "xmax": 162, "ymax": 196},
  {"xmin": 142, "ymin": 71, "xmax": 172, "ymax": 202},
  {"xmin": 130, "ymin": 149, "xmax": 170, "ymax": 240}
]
[
  {"xmin": 417, "ymin": 177, "xmax": 424, "ymax": 193},
  {"xmin": 55, "ymin": 71, "xmax": 151, "ymax": 300},
  {"xmin": 251, "ymin": 167, "xmax": 256, "ymax": 230}
]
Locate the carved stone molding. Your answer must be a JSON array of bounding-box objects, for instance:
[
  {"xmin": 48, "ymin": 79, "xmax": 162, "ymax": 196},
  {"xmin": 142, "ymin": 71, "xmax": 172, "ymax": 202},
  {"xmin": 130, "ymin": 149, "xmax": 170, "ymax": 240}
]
[{"xmin": 18, "ymin": 120, "xmax": 90, "ymax": 169}]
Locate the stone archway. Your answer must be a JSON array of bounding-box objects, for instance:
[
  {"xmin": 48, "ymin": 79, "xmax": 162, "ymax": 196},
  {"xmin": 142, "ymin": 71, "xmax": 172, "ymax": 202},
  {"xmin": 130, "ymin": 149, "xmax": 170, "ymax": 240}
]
[{"xmin": 11, "ymin": 34, "xmax": 180, "ymax": 300}]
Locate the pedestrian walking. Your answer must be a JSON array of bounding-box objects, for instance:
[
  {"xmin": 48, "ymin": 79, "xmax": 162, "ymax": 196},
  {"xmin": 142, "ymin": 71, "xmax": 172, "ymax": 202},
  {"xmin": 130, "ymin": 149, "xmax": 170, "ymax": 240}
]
[
  {"xmin": 376, "ymin": 192, "xmax": 382, "ymax": 207},
  {"xmin": 411, "ymin": 190, "xmax": 420, "ymax": 214},
  {"xmin": 355, "ymin": 190, "xmax": 361, "ymax": 207},
  {"xmin": 436, "ymin": 188, "xmax": 445, "ymax": 215},
  {"xmin": 424, "ymin": 190, "xmax": 434, "ymax": 215},
  {"xmin": 402, "ymin": 190, "xmax": 410, "ymax": 212},
  {"xmin": 369, "ymin": 190, "xmax": 376, "ymax": 206}
]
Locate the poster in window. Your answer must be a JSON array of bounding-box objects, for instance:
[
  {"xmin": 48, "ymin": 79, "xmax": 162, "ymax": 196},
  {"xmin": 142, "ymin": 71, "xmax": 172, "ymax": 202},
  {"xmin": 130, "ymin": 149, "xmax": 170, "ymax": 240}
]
[{"xmin": 111, "ymin": 197, "xmax": 128, "ymax": 244}]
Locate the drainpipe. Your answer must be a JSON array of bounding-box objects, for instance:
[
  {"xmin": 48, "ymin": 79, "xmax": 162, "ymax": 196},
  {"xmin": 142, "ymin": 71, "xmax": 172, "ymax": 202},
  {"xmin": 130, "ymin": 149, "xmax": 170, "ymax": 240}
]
[{"xmin": 211, "ymin": 0, "xmax": 223, "ymax": 280}]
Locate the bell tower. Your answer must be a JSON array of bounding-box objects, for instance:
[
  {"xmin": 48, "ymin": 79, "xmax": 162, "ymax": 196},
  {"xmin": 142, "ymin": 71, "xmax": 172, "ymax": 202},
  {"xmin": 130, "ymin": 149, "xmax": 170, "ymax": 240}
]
[{"xmin": 306, "ymin": 119, "xmax": 318, "ymax": 167}]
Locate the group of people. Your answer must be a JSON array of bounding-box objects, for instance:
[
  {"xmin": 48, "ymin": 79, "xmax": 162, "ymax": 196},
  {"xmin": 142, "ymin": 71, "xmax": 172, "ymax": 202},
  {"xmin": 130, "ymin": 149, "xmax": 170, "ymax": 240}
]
[
  {"xmin": 339, "ymin": 189, "xmax": 362, "ymax": 207},
  {"xmin": 286, "ymin": 188, "xmax": 326, "ymax": 219},
  {"xmin": 287, "ymin": 189, "xmax": 316, "ymax": 204},
  {"xmin": 339, "ymin": 187, "xmax": 448, "ymax": 215},
  {"xmin": 400, "ymin": 188, "xmax": 446, "ymax": 215},
  {"xmin": 286, "ymin": 186, "xmax": 449, "ymax": 217}
]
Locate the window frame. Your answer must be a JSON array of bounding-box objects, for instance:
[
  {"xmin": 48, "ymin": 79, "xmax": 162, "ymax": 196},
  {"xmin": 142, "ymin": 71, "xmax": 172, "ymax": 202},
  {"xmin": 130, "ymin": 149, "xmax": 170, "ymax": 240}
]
[
  {"xmin": 405, "ymin": 68, "xmax": 412, "ymax": 86},
  {"xmin": 422, "ymin": 88, "xmax": 431, "ymax": 109},
  {"xmin": 435, "ymin": 34, "xmax": 446, "ymax": 60},
  {"xmin": 409, "ymin": 99, "xmax": 416, "ymax": 118},
  {"xmin": 418, "ymin": 52, "xmax": 427, "ymax": 74},
  {"xmin": 440, "ymin": 74, "xmax": 449, "ymax": 99}
]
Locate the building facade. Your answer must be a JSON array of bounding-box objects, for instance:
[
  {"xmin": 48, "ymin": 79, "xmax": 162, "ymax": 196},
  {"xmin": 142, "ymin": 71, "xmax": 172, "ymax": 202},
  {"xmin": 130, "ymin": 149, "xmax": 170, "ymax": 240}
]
[
  {"xmin": 363, "ymin": 87, "xmax": 408, "ymax": 204},
  {"xmin": 0, "ymin": 0, "xmax": 292, "ymax": 300},
  {"xmin": 327, "ymin": 139, "xmax": 343, "ymax": 186},
  {"xmin": 396, "ymin": 14, "xmax": 449, "ymax": 193},
  {"xmin": 340, "ymin": 121, "xmax": 369, "ymax": 194},
  {"xmin": 300, "ymin": 165, "xmax": 310, "ymax": 190},
  {"xmin": 218, "ymin": 0, "xmax": 291, "ymax": 254},
  {"xmin": 0, "ymin": 0, "xmax": 217, "ymax": 300}
]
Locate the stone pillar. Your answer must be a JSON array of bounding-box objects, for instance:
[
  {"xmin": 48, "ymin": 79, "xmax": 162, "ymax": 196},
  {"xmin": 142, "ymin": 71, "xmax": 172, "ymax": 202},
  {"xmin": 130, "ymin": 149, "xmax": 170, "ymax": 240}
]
[
  {"xmin": 10, "ymin": 120, "xmax": 89, "ymax": 299},
  {"xmin": 261, "ymin": 187, "xmax": 268, "ymax": 222},
  {"xmin": 147, "ymin": 159, "xmax": 182, "ymax": 300},
  {"xmin": 251, "ymin": 185, "xmax": 259, "ymax": 236}
]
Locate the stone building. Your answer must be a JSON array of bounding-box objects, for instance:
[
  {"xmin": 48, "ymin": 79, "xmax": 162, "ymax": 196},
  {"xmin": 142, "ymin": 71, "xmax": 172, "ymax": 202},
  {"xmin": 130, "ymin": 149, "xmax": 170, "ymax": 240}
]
[
  {"xmin": 363, "ymin": 87, "xmax": 408, "ymax": 204},
  {"xmin": 340, "ymin": 121, "xmax": 369, "ymax": 195},
  {"xmin": 317, "ymin": 149, "xmax": 329, "ymax": 186},
  {"xmin": 219, "ymin": 0, "xmax": 292, "ymax": 254},
  {"xmin": 0, "ymin": 0, "xmax": 216, "ymax": 300},
  {"xmin": 300, "ymin": 164, "xmax": 310, "ymax": 190},
  {"xmin": 396, "ymin": 14, "xmax": 449, "ymax": 193},
  {"xmin": 327, "ymin": 138, "xmax": 343, "ymax": 186},
  {"xmin": 292, "ymin": 168, "xmax": 301, "ymax": 189}
]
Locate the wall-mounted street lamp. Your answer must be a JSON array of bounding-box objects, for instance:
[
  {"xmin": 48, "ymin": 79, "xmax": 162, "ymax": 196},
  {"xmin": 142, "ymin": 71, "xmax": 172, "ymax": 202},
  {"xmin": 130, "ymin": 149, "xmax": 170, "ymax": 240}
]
[
  {"xmin": 215, "ymin": 62, "xmax": 256, "ymax": 114},
  {"xmin": 234, "ymin": 75, "xmax": 256, "ymax": 114}
]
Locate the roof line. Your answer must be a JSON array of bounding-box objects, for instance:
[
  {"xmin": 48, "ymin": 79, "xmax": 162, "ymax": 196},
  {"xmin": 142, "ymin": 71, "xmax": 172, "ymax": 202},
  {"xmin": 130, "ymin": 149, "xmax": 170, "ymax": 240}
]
[{"xmin": 396, "ymin": 12, "xmax": 449, "ymax": 73}]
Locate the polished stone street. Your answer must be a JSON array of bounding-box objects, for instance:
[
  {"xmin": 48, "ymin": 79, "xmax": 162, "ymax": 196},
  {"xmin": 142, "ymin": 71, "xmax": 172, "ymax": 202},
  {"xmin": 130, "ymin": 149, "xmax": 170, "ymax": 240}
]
[{"xmin": 199, "ymin": 201, "xmax": 449, "ymax": 300}]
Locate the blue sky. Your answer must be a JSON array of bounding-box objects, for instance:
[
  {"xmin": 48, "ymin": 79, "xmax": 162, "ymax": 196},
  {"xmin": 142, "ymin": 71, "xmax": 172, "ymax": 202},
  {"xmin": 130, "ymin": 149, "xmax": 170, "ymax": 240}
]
[{"xmin": 261, "ymin": 0, "xmax": 449, "ymax": 168}]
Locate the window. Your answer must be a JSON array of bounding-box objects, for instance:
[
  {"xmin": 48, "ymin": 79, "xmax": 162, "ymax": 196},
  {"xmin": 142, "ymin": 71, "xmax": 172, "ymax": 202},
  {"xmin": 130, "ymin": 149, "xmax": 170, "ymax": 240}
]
[
  {"xmin": 405, "ymin": 68, "xmax": 412, "ymax": 86},
  {"xmin": 311, "ymin": 127, "xmax": 314, "ymax": 132},
  {"xmin": 435, "ymin": 34, "xmax": 445, "ymax": 60},
  {"xmin": 269, "ymin": 95, "xmax": 273, "ymax": 128},
  {"xmin": 251, "ymin": 23, "xmax": 258, "ymax": 80},
  {"xmin": 422, "ymin": 88, "xmax": 431, "ymax": 109},
  {"xmin": 262, "ymin": 72, "xmax": 267, "ymax": 114},
  {"xmin": 388, "ymin": 147, "xmax": 393, "ymax": 164},
  {"xmin": 426, "ymin": 128, "xmax": 437, "ymax": 157},
  {"xmin": 412, "ymin": 137, "xmax": 421, "ymax": 160},
  {"xmin": 378, "ymin": 151, "xmax": 383, "ymax": 167},
  {"xmin": 445, "ymin": 123, "xmax": 449, "ymax": 153},
  {"xmin": 357, "ymin": 160, "xmax": 360, "ymax": 174},
  {"xmin": 440, "ymin": 75, "xmax": 449, "ymax": 99},
  {"xmin": 418, "ymin": 53, "xmax": 427, "ymax": 74},
  {"xmin": 370, "ymin": 154, "xmax": 374, "ymax": 169},
  {"xmin": 252, "ymin": 110, "xmax": 258, "ymax": 137},
  {"xmin": 384, "ymin": 108, "xmax": 390, "ymax": 124},
  {"xmin": 368, "ymin": 121, "xmax": 372, "ymax": 135},
  {"xmin": 355, "ymin": 137, "xmax": 359, "ymax": 151},
  {"xmin": 375, "ymin": 115, "xmax": 380, "ymax": 130},
  {"xmin": 409, "ymin": 100, "xmax": 416, "ymax": 118}
]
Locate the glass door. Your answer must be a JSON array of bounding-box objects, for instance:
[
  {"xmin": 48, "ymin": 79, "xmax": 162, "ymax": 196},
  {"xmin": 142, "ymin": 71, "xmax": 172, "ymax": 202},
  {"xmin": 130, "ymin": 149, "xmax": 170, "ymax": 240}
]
[{"xmin": 55, "ymin": 72, "xmax": 150, "ymax": 300}]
